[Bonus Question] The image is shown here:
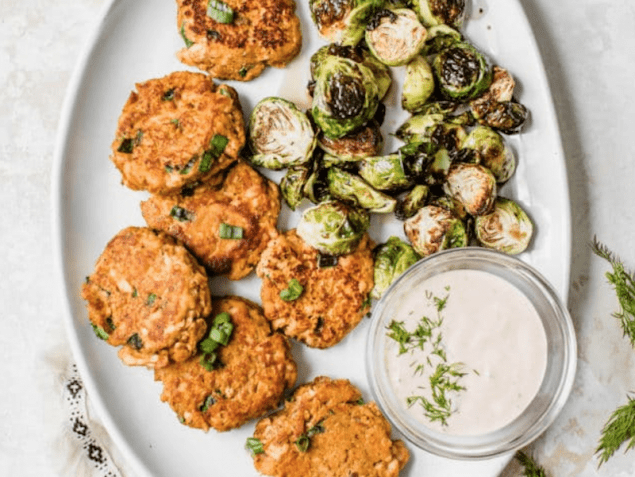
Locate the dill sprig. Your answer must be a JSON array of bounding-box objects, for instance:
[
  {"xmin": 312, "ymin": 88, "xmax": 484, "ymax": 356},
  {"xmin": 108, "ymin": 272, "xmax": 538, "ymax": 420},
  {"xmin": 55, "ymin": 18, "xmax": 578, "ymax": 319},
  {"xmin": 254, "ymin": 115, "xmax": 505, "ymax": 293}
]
[
  {"xmin": 515, "ymin": 450, "xmax": 547, "ymax": 477},
  {"xmin": 596, "ymin": 394, "xmax": 635, "ymax": 466},
  {"xmin": 591, "ymin": 237, "xmax": 635, "ymax": 347}
]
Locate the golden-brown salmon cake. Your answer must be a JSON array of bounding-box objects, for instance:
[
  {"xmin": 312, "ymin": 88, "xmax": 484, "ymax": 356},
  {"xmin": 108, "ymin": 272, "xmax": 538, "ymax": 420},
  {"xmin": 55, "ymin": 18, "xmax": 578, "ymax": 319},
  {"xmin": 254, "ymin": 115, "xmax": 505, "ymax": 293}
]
[
  {"xmin": 110, "ymin": 71, "xmax": 245, "ymax": 195},
  {"xmin": 140, "ymin": 161, "xmax": 280, "ymax": 280},
  {"xmin": 250, "ymin": 377, "xmax": 409, "ymax": 477},
  {"xmin": 256, "ymin": 230, "xmax": 374, "ymax": 348},
  {"xmin": 81, "ymin": 227, "xmax": 211, "ymax": 368},
  {"xmin": 176, "ymin": 0, "xmax": 302, "ymax": 81},
  {"xmin": 154, "ymin": 296, "xmax": 297, "ymax": 432}
]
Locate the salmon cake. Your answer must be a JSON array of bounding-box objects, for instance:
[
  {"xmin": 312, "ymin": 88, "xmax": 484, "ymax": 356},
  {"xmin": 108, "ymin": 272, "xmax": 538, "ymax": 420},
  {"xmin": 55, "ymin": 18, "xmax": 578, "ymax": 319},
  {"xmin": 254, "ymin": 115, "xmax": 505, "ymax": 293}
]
[
  {"xmin": 154, "ymin": 296, "xmax": 297, "ymax": 432},
  {"xmin": 256, "ymin": 230, "xmax": 374, "ymax": 348},
  {"xmin": 110, "ymin": 71, "xmax": 245, "ymax": 195},
  {"xmin": 141, "ymin": 161, "xmax": 280, "ymax": 280},
  {"xmin": 81, "ymin": 227, "xmax": 211, "ymax": 368},
  {"xmin": 176, "ymin": 0, "xmax": 302, "ymax": 81},
  {"xmin": 249, "ymin": 377, "xmax": 409, "ymax": 477}
]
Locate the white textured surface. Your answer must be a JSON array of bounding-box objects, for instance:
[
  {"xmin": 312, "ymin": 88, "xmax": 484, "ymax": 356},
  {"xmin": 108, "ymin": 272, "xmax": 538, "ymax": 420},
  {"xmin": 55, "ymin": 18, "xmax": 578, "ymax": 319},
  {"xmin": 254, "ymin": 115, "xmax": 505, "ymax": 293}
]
[{"xmin": 2, "ymin": 0, "xmax": 635, "ymax": 476}]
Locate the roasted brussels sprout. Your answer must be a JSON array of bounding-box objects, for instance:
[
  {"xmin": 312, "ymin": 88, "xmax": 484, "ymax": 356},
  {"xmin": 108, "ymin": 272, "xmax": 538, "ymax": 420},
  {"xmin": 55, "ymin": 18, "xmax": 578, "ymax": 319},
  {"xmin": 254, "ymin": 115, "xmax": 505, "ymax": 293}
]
[
  {"xmin": 461, "ymin": 126, "xmax": 516, "ymax": 183},
  {"xmin": 309, "ymin": 0, "xmax": 385, "ymax": 46},
  {"xmin": 402, "ymin": 55, "xmax": 435, "ymax": 112},
  {"xmin": 411, "ymin": 0, "xmax": 466, "ymax": 28},
  {"xmin": 395, "ymin": 184, "xmax": 430, "ymax": 220},
  {"xmin": 475, "ymin": 197, "xmax": 534, "ymax": 254},
  {"xmin": 317, "ymin": 119, "xmax": 383, "ymax": 161},
  {"xmin": 404, "ymin": 204, "xmax": 468, "ymax": 256},
  {"xmin": 327, "ymin": 167, "xmax": 397, "ymax": 213},
  {"xmin": 444, "ymin": 163, "xmax": 497, "ymax": 216},
  {"xmin": 395, "ymin": 113, "xmax": 446, "ymax": 143},
  {"xmin": 371, "ymin": 236, "xmax": 421, "ymax": 298},
  {"xmin": 296, "ymin": 200, "xmax": 370, "ymax": 255},
  {"xmin": 303, "ymin": 155, "xmax": 332, "ymax": 204},
  {"xmin": 421, "ymin": 24, "xmax": 462, "ymax": 55},
  {"xmin": 432, "ymin": 42, "xmax": 492, "ymax": 101},
  {"xmin": 358, "ymin": 154, "xmax": 414, "ymax": 192},
  {"xmin": 365, "ymin": 8, "xmax": 428, "ymax": 67},
  {"xmin": 470, "ymin": 66, "xmax": 529, "ymax": 134},
  {"xmin": 281, "ymin": 165, "xmax": 312, "ymax": 210},
  {"xmin": 312, "ymin": 55, "xmax": 380, "ymax": 139},
  {"xmin": 248, "ymin": 97, "xmax": 316, "ymax": 170}
]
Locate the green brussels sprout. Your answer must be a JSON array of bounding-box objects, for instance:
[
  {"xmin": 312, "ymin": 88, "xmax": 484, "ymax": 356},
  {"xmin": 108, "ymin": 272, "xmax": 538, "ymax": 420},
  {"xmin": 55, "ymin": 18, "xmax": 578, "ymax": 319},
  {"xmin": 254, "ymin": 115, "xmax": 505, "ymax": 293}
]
[
  {"xmin": 327, "ymin": 167, "xmax": 397, "ymax": 213},
  {"xmin": 461, "ymin": 126, "xmax": 516, "ymax": 183},
  {"xmin": 303, "ymin": 155, "xmax": 333, "ymax": 204},
  {"xmin": 395, "ymin": 113, "xmax": 446, "ymax": 143},
  {"xmin": 432, "ymin": 42, "xmax": 493, "ymax": 101},
  {"xmin": 248, "ymin": 97, "xmax": 316, "ymax": 170},
  {"xmin": 469, "ymin": 67, "xmax": 528, "ymax": 134},
  {"xmin": 309, "ymin": 0, "xmax": 385, "ymax": 46},
  {"xmin": 357, "ymin": 154, "xmax": 414, "ymax": 192},
  {"xmin": 317, "ymin": 120, "xmax": 383, "ymax": 161},
  {"xmin": 281, "ymin": 166, "xmax": 312, "ymax": 210},
  {"xmin": 421, "ymin": 24, "xmax": 462, "ymax": 55},
  {"xmin": 475, "ymin": 197, "xmax": 534, "ymax": 254},
  {"xmin": 371, "ymin": 236, "xmax": 421, "ymax": 298},
  {"xmin": 429, "ymin": 193, "xmax": 468, "ymax": 220},
  {"xmin": 411, "ymin": 0, "xmax": 466, "ymax": 28},
  {"xmin": 296, "ymin": 200, "xmax": 370, "ymax": 255},
  {"xmin": 404, "ymin": 204, "xmax": 468, "ymax": 256},
  {"xmin": 395, "ymin": 184, "xmax": 430, "ymax": 220},
  {"xmin": 365, "ymin": 8, "xmax": 428, "ymax": 67},
  {"xmin": 402, "ymin": 55, "xmax": 435, "ymax": 112},
  {"xmin": 312, "ymin": 55, "xmax": 380, "ymax": 139},
  {"xmin": 443, "ymin": 163, "xmax": 497, "ymax": 216}
]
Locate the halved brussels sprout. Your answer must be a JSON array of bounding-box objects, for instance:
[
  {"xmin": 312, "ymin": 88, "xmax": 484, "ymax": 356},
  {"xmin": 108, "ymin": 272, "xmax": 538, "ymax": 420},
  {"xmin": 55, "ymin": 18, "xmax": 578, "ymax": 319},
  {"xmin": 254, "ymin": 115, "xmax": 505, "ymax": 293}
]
[
  {"xmin": 395, "ymin": 113, "xmax": 446, "ymax": 143},
  {"xmin": 404, "ymin": 204, "xmax": 468, "ymax": 256},
  {"xmin": 432, "ymin": 42, "xmax": 492, "ymax": 101},
  {"xmin": 365, "ymin": 8, "xmax": 428, "ymax": 67},
  {"xmin": 371, "ymin": 236, "xmax": 421, "ymax": 298},
  {"xmin": 461, "ymin": 126, "xmax": 516, "ymax": 183},
  {"xmin": 470, "ymin": 67, "xmax": 528, "ymax": 134},
  {"xmin": 296, "ymin": 200, "xmax": 370, "ymax": 255},
  {"xmin": 327, "ymin": 167, "xmax": 397, "ymax": 213},
  {"xmin": 317, "ymin": 120, "xmax": 383, "ymax": 161},
  {"xmin": 443, "ymin": 163, "xmax": 497, "ymax": 216},
  {"xmin": 475, "ymin": 197, "xmax": 534, "ymax": 254},
  {"xmin": 309, "ymin": 0, "xmax": 385, "ymax": 46},
  {"xmin": 281, "ymin": 165, "xmax": 312, "ymax": 210},
  {"xmin": 402, "ymin": 55, "xmax": 435, "ymax": 112},
  {"xmin": 303, "ymin": 155, "xmax": 332, "ymax": 204},
  {"xmin": 429, "ymin": 193, "xmax": 468, "ymax": 220},
  {"xmin": 312, "ymin": 55, "xmax": 380, "ymax": 139},
  {"xmin": 395, "ymin": 184, "xmax": 430, "ymax": 220},
  {"xmin": 358, "ymin": 154, "xmax": 414, "ymax": 192},
  {"xmin": 248, "ymin": 97, "xmax": 316, "ymax": 170},
  {"xmin": 421, "ymin": 24, "xmax": 462, "ymax": 55},
  {"xmin": 411, "ymin": 0, "xmax": 466, "ymax": 28}
]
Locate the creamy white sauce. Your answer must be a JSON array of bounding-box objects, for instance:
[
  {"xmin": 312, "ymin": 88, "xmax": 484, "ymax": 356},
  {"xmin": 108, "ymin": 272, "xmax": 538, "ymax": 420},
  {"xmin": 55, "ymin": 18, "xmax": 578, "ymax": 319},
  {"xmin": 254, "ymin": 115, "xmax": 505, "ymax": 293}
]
[{"xmin": 385, "ymin": 269, "xmax": 547, "ymax": 436}]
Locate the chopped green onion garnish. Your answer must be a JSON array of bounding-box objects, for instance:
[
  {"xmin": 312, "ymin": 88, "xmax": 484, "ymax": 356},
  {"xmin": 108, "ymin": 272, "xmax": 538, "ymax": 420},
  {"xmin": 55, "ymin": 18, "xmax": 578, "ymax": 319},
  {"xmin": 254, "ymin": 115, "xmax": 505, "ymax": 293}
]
[
  {"xmin": 91, "ymin": 323, "xmax": 109, "ymax": 340},
  {"xmin": 207, "ymin": 0, "xmax": 234, "ymax": 24},
  {"xmin": 146, "ymin": 293, "xmax": 157, "ymax": 306},
  {"xmin": 280, "ymin": 278, "xmax": 303, "ymax": 302},
  {"xmin": 210, "ymin": 134, "xmax": 229, "ymax": 155},
  {"xmin": 246, "ymin": 437, "xmax": 264, "ymax": 456},
  {"xmin": 105, "ymin": 317, "xmax": 116, "ymax": 331},
  {"xmin": 162, "ymin": 88, "xmax": 175, "ymax": 101},
  {"xmin": 307, "ymin": 422, "xmax": 325, "ymax": 437},
  {"xmin": 219, "ymin": 87, "xmax": 232, "ymax": 97},
  {"xmin": 180, "ymin": 157, "xmax": 197, "ymax": 175},
  {"xmin": 238, "ymin": 66, "xmax": 249, "ymax": 77},
  {"xmin": 198, "ymin": 312, "xmax": 234, "ymax": 370},
  {"xmin": 200, "ymin": 395, "xmax": 216, "ymax": 412},
  {"xmin": 199, "ymin": 352, "xmax": 218, "ymax": 371},
  {"xmin": 198, "ymin": 150, "xmax": 213, "ymax": 173},
  {"xmin": 317, "ymin": 253, "xmax": 338, "ymax": 268},
  {"xmin": 117, "ymin": 138, "xmax": 133, "ymax": 154},
  {"xmin": 219, "ymin": 223, "xmax": 244, "ymax": 239},
  {"xmin": 127, "ymin": 333, "xmax": 143, "ymax": 350},
  {"xmin": 170, "ymin": 205, "xmax": 194, "ymax": 222},
  {"xmin": 295, "ymin": 435, "xmax": 310, "ymax": 452},
  {"xmin": 180, "ymin": 23, "xmax": 194, "ymax": 48}
]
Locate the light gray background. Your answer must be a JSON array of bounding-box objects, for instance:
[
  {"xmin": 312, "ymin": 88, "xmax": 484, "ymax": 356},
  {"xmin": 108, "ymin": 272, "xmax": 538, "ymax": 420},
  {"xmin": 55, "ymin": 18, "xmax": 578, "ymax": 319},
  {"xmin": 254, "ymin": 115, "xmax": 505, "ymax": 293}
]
[{"xmin": 2, "ymin": 0, "xmax": 635, "ymax": 476}]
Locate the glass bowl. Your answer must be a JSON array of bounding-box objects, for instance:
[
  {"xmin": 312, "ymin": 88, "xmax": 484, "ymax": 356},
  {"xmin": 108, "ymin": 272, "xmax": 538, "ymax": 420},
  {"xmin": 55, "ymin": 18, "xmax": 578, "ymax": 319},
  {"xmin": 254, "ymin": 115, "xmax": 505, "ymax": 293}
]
[{"xmin": 366, "ymin": 247, "xmax": 577, "ymax": 460}]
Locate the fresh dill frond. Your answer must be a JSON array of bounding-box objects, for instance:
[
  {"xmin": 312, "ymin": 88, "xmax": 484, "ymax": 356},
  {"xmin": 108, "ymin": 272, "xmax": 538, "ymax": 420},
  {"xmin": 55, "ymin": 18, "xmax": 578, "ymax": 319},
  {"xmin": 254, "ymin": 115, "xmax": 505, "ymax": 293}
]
[
  {"xmin": 596, "ymin": 394, "xmax": 635, "ymax": 466},
  {"xmin": 591, "ymin": 237, "xmax": 635, "ymax": 347},
  {"xmin": 515, "ymin": 450, "xmax": 547, "ymax": 477}
]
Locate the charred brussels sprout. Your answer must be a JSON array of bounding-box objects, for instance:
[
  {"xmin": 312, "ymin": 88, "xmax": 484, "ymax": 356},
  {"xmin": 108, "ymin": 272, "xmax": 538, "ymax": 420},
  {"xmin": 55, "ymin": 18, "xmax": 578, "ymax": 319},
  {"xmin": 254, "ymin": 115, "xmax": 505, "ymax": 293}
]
[
  {"xmin": 421, "ymin": 24, "xmax": 462, "ymax": 55},
  {"xmin": 327, "ymin": 167, "xmax": 397, "ymax": 213},
  {"xmin": 411, "ymin": 0, "xmax": 466, "ymax": 28},
  {"xmin": 296, "ymin": 200, "xmax": 370, "ymax": 255},
  {"xmin": 312, "ymin": 55, "xmax": 380, "ymax": 139},
  {"xmin": 317, "ymin": 120, "xmax": 383, "ymax": 161},
  {"xmin": 402, "ymin": 55, "xmax": 435, "ymax": 112},
  {"xmin": 395, "ymin": 113, "xmax": 446, "ymax": 143},
  {"xmin": 365, "ymin": 8, "xmax": 428, "ymax": 67},
  {"xmin": 371, "ymin": 236, "xmax": 421, "ymax": 298},
  {"xmin": 248, "ymin": 97, "xmax": 316, "ymax": 170},
  {"xmin": 444, "ymin": 163, "xmax": 497, "ymax": 216},
  {"xmin": 404, "ymin": 204, "xmax": 468, "ymax": 256},
  {"xmin": 395, "ymin": 184, "xmax": 430, "ymax": 220},
  {"xmin": 358, "ymin": 154, "xmax": 414, "ymax": 192},
  {"xmin": 309, "ymin": 0, "xmax": 385, "ymax": 46},
  {"xmin": 281, "ymin": 166, "xmax": 312, "ymax": 210},
  {"xmin": 475, "ymin": 197, "xmax": 534, "ymax": 254},
  {"xmin": 461, "ymin": 126, "xmax": 516, "ymax": 183},
  {"xmin": 432, "ymin": 42, "xmax": 492, "ymax": 101}
]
